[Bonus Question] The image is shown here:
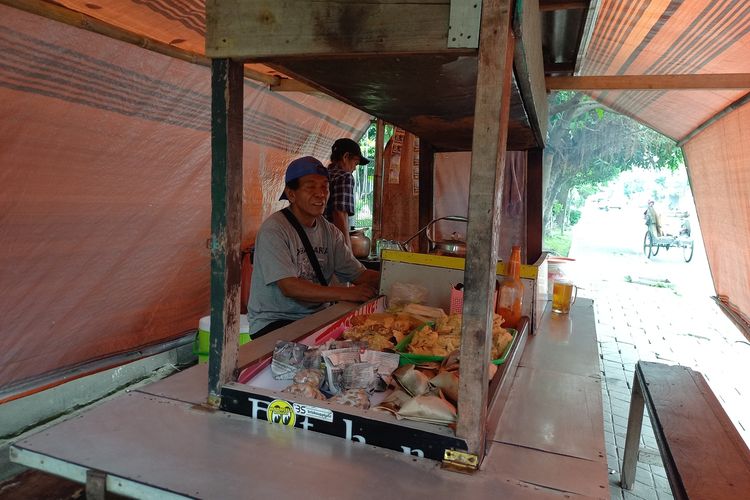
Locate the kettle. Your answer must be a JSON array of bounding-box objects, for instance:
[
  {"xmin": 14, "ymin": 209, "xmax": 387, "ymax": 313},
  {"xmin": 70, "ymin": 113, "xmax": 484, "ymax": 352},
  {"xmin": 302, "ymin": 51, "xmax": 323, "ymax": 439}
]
[
  {"xmin": 349, "ymin": 228, "xmax": 372, "ymax": 258},
  {"xmin": 400, "ymin": 216, "xmax": 468, "ymax": 257}
]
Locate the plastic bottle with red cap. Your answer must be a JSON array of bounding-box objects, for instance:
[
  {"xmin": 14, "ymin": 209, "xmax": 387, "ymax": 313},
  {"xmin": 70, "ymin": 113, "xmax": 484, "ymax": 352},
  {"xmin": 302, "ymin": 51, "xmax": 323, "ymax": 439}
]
[{"xmin": 495, "ymin": 245, "xmax": 524, "ymax": 328}]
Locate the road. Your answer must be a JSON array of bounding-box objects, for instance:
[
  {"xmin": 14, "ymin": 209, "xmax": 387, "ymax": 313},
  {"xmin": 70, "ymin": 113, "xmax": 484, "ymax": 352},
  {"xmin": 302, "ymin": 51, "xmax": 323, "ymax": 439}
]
[{"xmin": 567, "ymin": 201, "xmax": 714, "ymax": 298}]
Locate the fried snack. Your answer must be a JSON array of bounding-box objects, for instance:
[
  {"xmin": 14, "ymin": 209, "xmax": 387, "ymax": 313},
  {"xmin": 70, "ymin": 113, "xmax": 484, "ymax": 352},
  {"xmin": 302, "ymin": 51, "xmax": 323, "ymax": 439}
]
[
  {"xmin": 293, "ymin": 368, "xmax": 325, "ymax": 388},
  {"xmin": 342, "ymin": 312, "xmax": 422, "ymax": 350},
  {"xmin": 407, "ymin": 326, "xmax": 440, "ymax": 355},
  {"xmin": 402, "ymin": 303, "xmax": 447, "ymax": 323},
  {"xmin": 392, "ymin": 313, "xmax": 422, "ymax": 332},
  {"xmin": 406, "ymin": 313, "xmax": 513, "ymax": 360},
  {"xmin": 360, "ymin": 333, "xmax": 394, "ymax": 351},
  {"xmin": 282, "ymin": 382, "xmax": 326, "ymax": 400},
  {"xmin": 491, "ymin": 329, "xmax": 514, "ymax": 360},
  {"xmin": 342, "ymin": 324, "xmax": 390, "ymax": 341},
  {"xmin": 435, "ymin": 333, "xmax": 461, "ymax": 355},
  {"xmin": 329, "ymin": 388, "xmax": 371, "ymax": 409}
]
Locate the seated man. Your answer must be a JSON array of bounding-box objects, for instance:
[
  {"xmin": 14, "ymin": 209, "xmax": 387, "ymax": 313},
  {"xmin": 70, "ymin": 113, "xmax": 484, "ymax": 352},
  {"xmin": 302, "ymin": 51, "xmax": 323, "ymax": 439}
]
[
  {"xmin": 248, "ymin": 156, "xmax": 380, "ymax": 338},
  {"xmin": 644, "ymin": 200, "xmax": 663, "ymax": 236}
]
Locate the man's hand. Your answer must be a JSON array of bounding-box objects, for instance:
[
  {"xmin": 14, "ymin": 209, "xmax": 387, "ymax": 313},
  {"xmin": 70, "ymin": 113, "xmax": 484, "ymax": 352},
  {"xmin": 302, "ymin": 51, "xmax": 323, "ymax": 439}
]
[{"xmin": 337, "ymin": 283, "xmax": 378, "ymax": 303}]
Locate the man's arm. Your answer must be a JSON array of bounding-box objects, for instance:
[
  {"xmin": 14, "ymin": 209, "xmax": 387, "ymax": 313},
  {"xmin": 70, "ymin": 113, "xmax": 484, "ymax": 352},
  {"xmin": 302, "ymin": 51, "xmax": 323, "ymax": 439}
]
[
  {"xmin": 277, "ymin": 276, "xmax": 377, "ymax": 303},
  {"xmin": 331, "ymin": 209, "xmax": 352, "ymax": 248},
  {"xmin": 353, "ymin": 269, "xmax": 380, "ymax": 290}
]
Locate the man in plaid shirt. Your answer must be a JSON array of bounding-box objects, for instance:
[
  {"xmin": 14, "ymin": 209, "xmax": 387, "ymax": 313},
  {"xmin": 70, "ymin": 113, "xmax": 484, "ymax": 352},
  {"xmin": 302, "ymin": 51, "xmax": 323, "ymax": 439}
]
[{"xmin": 325, "ymin": 138, "xmax": 371, "ymax": 249}]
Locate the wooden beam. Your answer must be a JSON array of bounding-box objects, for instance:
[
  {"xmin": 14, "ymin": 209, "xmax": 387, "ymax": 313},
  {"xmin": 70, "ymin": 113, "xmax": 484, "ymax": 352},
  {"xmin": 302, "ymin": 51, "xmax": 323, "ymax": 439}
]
[
  {"xmin": 547, "ymin": 74, "xmax": 750, "ymax": 91},
  {"xmin": 371, "ymin": 119, "xmax": 386, "ymax": 247},
  {"xmin": 1, "ymin": 0, "xmax": 282, "ymax": 86},
  {"xmin": 417, "ymin": 140, "xmax": 435, "ymax": 253},
  {"xmin": 526, "ymin": 149, "xmax": 544, "ymax": 263},
  {"xmin": 205, "ymin": 0, "xmax": 464, "ymax": 59},
  {"xmin": 208, "ymin": 59, "xmax": 244, "ymax": 406},
  {"xmin": 539, "ymin": 0, "xmax": 587, "ymax": 11},
  {"xmin": 2, "ymin": 0, "xmax": 327, "ymax": 90},
  {"xmin": 544, "ymin": 62, "xmax": 576, "ymax": 74},
  {"xmin": 270, "ymin": 78, "xmax": 321, "ymax": 94},
  {"xmin": 514, "ymin": 0, "xmax": 548, "ymax": 147},
  {"xmin": 457, "ymin": 0, "xmax": 514, "ymax": 459}
]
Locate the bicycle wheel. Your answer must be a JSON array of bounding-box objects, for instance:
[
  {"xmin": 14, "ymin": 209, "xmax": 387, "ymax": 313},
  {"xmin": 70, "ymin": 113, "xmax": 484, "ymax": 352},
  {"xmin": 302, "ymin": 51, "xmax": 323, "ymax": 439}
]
[
  {"xmin": 683, "ymin": 240, "xmax": 694, "ymax": 262},
  {"xmin": 652, "ymin": 243, "xmax": 660, "ymax": 256},
  {"xmin": 643, "ymin": 232, "xmax": 653, "ymax": 258}
]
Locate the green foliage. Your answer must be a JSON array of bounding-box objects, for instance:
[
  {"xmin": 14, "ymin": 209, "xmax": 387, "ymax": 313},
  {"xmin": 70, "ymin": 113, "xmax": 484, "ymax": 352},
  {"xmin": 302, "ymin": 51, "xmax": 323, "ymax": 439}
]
[
  {"xmin": 551, "ymin": 200, "xmax": 563, "ymax": 218},
  {"xmin": 568, "ymin": 209, "xmax": 581, "ymax": 226},
  {"xmin": 543, "ymin": 91, "xmax": 685, "ymax": 235},
  {"xmin": 351, "ymin": 122, "xmax": 395, "ymax": 230},
  {"xmin": 543, "ymin": 232, "xmax": 572, "ymax": 257}
]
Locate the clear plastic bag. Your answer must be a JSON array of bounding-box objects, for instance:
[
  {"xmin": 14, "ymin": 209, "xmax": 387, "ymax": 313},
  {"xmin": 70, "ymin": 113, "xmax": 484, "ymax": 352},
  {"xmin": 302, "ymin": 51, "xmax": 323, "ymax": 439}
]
[{"xmin": 388, "ymin": 282, "xmax": 429, "ymax": 308}]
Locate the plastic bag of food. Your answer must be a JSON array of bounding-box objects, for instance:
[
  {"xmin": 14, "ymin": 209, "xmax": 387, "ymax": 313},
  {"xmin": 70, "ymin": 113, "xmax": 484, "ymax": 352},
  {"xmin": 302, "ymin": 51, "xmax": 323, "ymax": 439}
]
[
  {"xmin": 342, "ymin": 362, "xmax": 378, "ymax": 391},
  {"xmin": 293, "ymin": 368, "xmax": 325, "ymax": 388},
  {"xmin": 388, "ymin": 282, "xmax": 429, "ymax": 308},
  {"xmin": 396, "ymin": 395, "xmax": 457, "ymax": 424},
  {"xmin": 282, "ymin": 382, "xmax": 326, "ymax": 400},
  {"xmin": 271, "ymin": 341, "xmax": 308, "ymax": 380},
  {"xmin": 329, "ymin": 388, "xmax": 371, "ymax": 409}
]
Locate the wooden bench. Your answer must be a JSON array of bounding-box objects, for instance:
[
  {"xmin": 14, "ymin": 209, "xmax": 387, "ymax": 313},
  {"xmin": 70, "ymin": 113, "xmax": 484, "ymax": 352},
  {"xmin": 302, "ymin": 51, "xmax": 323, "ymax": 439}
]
[{"xmin": 621, "ymin": 361, "xmax": 750, "ymax": 499}]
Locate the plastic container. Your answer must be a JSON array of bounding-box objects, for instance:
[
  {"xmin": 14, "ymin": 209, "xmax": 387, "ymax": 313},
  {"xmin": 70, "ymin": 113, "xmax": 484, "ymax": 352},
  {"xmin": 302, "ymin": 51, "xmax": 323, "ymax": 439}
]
[
  {"xmin": 450, "ymin": 286, "xmax": 497, "ymax": 315},
  {"xmin": 495, "ymin": 246, "xmax": 524, "ymax": 328},
  {"xmin": 194, "ymin": 315, "xmax": 251, "ymax": 363}
]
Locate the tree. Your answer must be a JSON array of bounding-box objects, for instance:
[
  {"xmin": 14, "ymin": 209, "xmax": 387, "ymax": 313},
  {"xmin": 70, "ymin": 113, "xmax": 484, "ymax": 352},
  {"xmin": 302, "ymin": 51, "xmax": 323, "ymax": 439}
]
[{"xmin": 543, "ymin": 91, "xmax": 683, "ymax": 230}]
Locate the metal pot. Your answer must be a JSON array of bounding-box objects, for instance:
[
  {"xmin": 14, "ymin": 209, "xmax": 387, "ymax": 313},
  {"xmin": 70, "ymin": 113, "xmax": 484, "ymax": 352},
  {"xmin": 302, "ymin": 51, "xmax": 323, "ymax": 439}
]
[
  {"xmin": 432, "ymin": 237, "xmax": 467, "ymax": 257},
  {"xmin": 349, "ymin": 229, "xmax": 371, "ymax": 258},
  {"xmin": 400, "ymin": 216, "xmax": 468, "ymax": 257}
]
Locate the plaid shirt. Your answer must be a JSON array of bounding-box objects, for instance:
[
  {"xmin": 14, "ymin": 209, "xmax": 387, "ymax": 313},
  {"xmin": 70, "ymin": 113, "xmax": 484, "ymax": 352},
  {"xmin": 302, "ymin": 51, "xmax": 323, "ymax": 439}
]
[{"xmin": 325, "ymin": 163, "xmax": 355, "ymax": 219}]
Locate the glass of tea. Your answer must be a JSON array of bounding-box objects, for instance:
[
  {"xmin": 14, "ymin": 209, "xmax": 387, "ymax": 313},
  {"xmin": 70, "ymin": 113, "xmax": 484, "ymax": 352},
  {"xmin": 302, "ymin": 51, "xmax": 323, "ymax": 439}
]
[{"xmin": 551, "ymin": 280, "xmax": 578, "ymax": 314}]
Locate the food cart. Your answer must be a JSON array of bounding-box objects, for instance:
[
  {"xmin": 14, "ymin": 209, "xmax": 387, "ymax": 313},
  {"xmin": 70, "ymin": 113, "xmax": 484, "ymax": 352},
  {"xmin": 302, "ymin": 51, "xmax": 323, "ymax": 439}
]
[
  {"xmin": 8, "ymin": 0, "xmax": 750, "ymax": 498},
  {"xmin": 7, "ymin": 1, "xmax": 613, "ymax": 493}
]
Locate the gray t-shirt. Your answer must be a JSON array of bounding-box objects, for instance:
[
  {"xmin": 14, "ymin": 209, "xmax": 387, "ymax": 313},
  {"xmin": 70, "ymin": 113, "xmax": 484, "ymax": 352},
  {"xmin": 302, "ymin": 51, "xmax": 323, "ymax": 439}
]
[{"xmin": 247, "ymin": 210, "xmax": 366, "ymax": 334}]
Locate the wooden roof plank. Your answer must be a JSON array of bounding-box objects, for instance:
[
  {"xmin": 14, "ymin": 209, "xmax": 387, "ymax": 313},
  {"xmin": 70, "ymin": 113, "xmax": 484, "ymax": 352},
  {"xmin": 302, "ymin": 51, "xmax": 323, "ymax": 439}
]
[{"xmin": 206, "ymin": 0, "xmax": 465, "ymax": 59}]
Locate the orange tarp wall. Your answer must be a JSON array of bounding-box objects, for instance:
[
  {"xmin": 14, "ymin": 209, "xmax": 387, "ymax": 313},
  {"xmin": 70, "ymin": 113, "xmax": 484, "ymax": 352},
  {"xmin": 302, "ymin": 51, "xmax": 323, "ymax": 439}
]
[
  {"xmin": 0, "ymin": 6, "xmax": 369, "ymax": 391},
  {"xmin": 434, "ymin": 152, "xmax": 527, "ymax": 261},
  {"xmin": 683, "ymin": 101, "xmax": 750, "ymax": 320}
]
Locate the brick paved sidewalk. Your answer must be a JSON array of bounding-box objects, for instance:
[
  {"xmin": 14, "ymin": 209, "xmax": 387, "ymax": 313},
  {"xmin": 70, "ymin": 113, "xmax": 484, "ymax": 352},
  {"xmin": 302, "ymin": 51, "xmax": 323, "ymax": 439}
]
[{"xmin": 581, "ymin": 279, "xmax": 750, "ymax": 500}]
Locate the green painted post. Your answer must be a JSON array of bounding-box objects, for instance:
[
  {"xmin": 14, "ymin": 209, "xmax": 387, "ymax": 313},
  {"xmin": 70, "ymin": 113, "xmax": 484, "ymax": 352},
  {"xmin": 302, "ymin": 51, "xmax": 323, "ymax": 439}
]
[{"xmin": 208, "ymin": 58, "xmax": 244, "ymax": 404}]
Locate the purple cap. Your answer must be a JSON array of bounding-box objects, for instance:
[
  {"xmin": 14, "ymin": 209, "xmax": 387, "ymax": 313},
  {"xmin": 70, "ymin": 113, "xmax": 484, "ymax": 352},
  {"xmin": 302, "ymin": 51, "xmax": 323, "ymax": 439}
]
[{"xmin": 279, "ymin": 156, "xmax": 328, "ymax": 200}]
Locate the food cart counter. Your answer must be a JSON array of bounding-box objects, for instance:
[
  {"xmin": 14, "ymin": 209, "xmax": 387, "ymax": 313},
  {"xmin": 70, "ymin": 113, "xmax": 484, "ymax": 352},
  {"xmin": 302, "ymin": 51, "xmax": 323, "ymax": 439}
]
[{"xmin": 10, "ymin": 299, "xmax": 607, "ymax": 498}]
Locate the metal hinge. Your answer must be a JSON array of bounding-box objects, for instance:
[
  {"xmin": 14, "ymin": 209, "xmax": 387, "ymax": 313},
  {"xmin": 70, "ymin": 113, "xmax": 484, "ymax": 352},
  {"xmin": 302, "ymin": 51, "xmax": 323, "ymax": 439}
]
[
  {"xmin": 442, "ymin": 449, "xmax": 479, "ymax": 473},
  {"xmin": 86, "ymin": 469, "xmax": 107, "ymax": 500}
]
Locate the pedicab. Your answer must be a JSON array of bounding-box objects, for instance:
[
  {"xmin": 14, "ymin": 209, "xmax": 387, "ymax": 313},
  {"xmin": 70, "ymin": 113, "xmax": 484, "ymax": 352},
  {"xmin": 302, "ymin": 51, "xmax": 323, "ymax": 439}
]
[{"xmin": 643, "ymin": 205, "xmax": 694, "ymax": 262}]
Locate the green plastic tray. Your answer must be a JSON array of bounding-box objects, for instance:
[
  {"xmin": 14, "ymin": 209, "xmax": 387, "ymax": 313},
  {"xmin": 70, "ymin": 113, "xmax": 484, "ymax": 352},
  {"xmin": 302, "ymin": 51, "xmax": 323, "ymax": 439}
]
[{"xmin": 395, "ymin": 323, "xmax": 517, "ymax": 366}]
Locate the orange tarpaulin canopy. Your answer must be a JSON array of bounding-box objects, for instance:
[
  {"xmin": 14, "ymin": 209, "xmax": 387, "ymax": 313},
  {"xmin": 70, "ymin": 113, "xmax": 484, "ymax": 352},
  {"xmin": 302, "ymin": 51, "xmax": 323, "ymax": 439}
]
[
  {"xmin": 579, "ymin": 0, "xmax": 750, "ymax": 329},
  {"xmin": 0, "ymin": 5, "xmax": 370, "ymax": 392}
]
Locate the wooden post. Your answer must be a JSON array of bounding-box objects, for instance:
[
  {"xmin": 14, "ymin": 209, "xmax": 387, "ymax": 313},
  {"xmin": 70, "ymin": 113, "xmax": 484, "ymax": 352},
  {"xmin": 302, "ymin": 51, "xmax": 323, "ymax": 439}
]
[
  {"xmin": 526, "ymin": 148, "xmax": 544, "ymax": 263},
  {"xmin": 208, "ymin": 58, "xmax": 244, "ymax": 405},
  {"xmin": 418, "ymin": 140, "xmax": 435, "ymax": 253},
  {"xmin": 371, "ymin": 118, "xmax": 385, "ymax": 246},
  {"xmin": 456, "ymin": 0, "xmax": 515, "ymax": 458}
]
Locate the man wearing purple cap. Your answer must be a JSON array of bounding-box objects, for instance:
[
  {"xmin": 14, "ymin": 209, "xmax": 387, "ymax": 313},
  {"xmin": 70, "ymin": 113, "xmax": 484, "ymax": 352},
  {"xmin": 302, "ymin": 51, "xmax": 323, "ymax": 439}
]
[
  {"xmin": 248, "ymin": 156, "xmax": 380, "ymax": 338},
  {"xmin": 325, "ymin": 138, "xmax": 371, "ymax": 248}
]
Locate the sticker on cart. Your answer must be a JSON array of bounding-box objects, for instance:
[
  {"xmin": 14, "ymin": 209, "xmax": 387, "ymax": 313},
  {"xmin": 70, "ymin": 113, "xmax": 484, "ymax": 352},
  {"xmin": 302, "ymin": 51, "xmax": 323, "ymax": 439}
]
[
  {"xmin": 267, "ymin": 400, "xmax": 296, "ymax": 426},
  {"xmin": 292, "ymin": 402, "xmax": 334, "ymax": 423}
]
